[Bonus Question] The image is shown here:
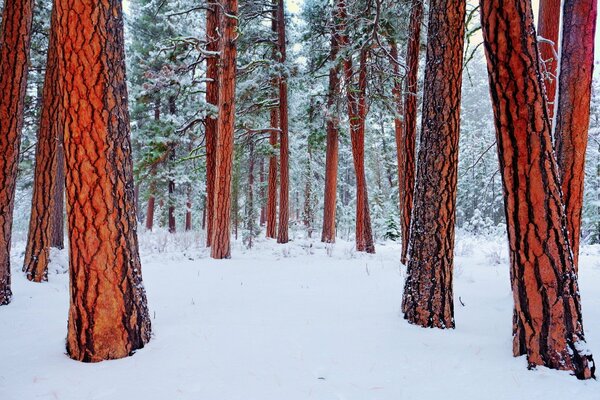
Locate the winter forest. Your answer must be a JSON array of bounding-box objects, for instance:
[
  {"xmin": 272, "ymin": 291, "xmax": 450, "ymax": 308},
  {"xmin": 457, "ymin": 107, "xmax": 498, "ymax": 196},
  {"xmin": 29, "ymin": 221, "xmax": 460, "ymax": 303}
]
[{"xmin": 1, "ymin": 0, "xmax": 600, "ymax": 398}]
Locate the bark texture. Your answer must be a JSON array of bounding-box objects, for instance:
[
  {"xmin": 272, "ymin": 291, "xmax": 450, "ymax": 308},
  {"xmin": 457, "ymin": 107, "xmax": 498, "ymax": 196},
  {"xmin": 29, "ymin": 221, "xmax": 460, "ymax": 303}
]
[
  {"xmin": 266, "ymin": 108, "xmax": 279, "ymax": 239},
  {"xmin": 0, "ymin": 0, "xmax": 34, "ymax": 305},
  {"xmin": 56, "ymin": 0, "xmax": 151, "ymax": 361},
  {"xmin": 205, "ymin": 2, "xmax": 220, "ymax": 247},
  {"xmin": 321, "ymin": 25, "xmax": 340, "ymax": 244},
  {"xmin": 401, "ymin": 0, "xmax": 465, "ymax": 329},
  {"xmin": 554, "ymin": 0, "xmax": 597, "ymax": 269},
  {"xmin": 537, "ymin": 0, "xmax": 561, "ymax": 119},
  {"xmin": 210, "ymin": 0, "xmax": 238, "ymax": 259},
  {"xmin": 24, "ymin": 5, "xmax": 62, "ymax": 282},
  {"xmin": 480, "ymin": 0, "xmax": 595, "ymax": 379},
  {"xmin": 400, "ymin": 0, "xmax": 423, "ymax": 265},
  {"xmin": 276, "ymin": 0, "xmax": 290, "ymax": 244}
]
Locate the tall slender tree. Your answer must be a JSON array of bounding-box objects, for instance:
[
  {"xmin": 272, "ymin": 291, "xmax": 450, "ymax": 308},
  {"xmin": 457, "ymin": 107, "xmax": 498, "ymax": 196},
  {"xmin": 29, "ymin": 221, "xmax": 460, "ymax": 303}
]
[
  {"xmin": 205, "ymin": 1, "xmax": 220, "ymax": 246},
  {"xmin": 400, "ymin": 0, "xmax": 423, "ymax": 265},
  {"xmin": 211, "ymin": 0, "xmax": 238, "ymax": 259},
  {"xmin": 554, "ymin": 0, "xmax": 597, "ymax": 269},
  {"xmin": 56, "ymin": 0, "xmax": 151, "ymax": 361},
  {"xmin": 402, "ymin": 0, "xmax": 465, "ymax": 328},
  {"xmin": 0, "ymin": 0, "xmax": 34, "ymax": 305},
  {"xmin": 277, "ymin": 0, "xmax": 290, "ymax": 244},
  {"xmin": 537, "ymin": 0, "xmax": 561, "ymax": 119},
  {"xmin": 23, "ymin": 4, "xmax": 62, "ymax": 283},
  {"xmin": 480, "ymin": 0, "xmax": 595, "ymax": 379}
]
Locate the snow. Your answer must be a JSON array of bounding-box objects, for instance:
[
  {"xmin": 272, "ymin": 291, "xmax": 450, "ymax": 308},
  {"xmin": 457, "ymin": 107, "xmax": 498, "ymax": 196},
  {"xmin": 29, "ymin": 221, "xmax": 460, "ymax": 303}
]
[{"xmin": 1, "ymin": 234, "xmax": 600, "ymax": 399}]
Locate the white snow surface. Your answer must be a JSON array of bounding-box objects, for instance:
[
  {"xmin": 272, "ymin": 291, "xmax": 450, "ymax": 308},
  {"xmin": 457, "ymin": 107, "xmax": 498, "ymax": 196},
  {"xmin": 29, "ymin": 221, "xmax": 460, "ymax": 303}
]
[{"xmin": 2, "ymin": 232, "xmax": 600, "ymax": 399}]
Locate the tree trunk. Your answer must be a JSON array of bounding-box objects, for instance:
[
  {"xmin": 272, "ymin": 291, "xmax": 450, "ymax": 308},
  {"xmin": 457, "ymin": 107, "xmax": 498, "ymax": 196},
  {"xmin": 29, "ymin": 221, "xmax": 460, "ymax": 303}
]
[
  {"xmin": 554, "ymin": 0, "xmax": 597, "ymax": 270},
  {"xmin": 205, "ymin": 2, "xmax": 220, "ymax": 247},
  {"xmin": 537, "ymin": 0, "xmax": 561, "ymax": 119},
  {"xmin": 480, "ymin": 0, "xmax": 595, "ymax": 379},
  {"xmin": 401, "ymin": 0, "xmax": 465, "ymax": 329},
  {"xmin": 145, "ymin": 99, "xmax": 160, "ymax": 232},
  {"xmin": 56, "ymin": 0, "xmax": 151, "ymax": 361},
  {"xmin": 266, "ymin": 108, "xmax": 278, "ymax": 238},
  {"xmin": 0, "ymin": 0, "xmax": 34, "ymax": 305},
  {"xmin": 277, "ymin": 0, "xmax": 290, "ymax": 244},
  {"xmin": 210, "ymin": 0, "xmax": 238, "ymax": 259},
  {"xmin": 24, "ymin": 4, "xmax": 61, "ymax": 282},
  {"xmin": 168, "ymin": 97, "xmax": 176, "ymax": 234},
  {"xmin": 259, "ymin": 157, "xmax": 266, "ymax": 226},
  {"xmin": 321, "ymin": 25, "xmax": 340, "ymax": 244},
  {"xmin": 51, "ymin": 134, "xmax": 65, "ymax": 249},
  {"xmin": 400, "ymin": 0, "xmax": 424, "ymax": 265}
]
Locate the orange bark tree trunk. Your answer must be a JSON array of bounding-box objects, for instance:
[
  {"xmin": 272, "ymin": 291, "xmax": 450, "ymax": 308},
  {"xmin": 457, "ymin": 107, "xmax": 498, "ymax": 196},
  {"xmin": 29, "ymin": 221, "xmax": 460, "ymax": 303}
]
[
  {"xmin": 277, "ymin": 0, "xmax": 290, "ymax": 244},
  {"xmin": 266, "ymin": 7, "xmax": 279, "ymax": 240},
  {"xmin": 401, "ymin": 0, "xmax": 465, "ymax": 329},
  {"xmin": 537, "ymin": 0, "xmax": 561, "ymax": 119},
  {"xmin": 554, "ymin": 0, "xmax": 597, "ymax": 270},
  {"xmin": 205, "ymin": 2, "xmax": 220, "ymax": 247},
  {"xmin": 390, "ymin": 37, "xmax": 404, "ymax": 227},
  {"xmin": 210, "ymin": 0, "xmax": 238, "ymax": 259},
  {"xmin": 400, "ymin": 0, "xmax": 423, "ymax": 265},
  {"xmin": 321, "ymin": 25, "xmax": 341, "ymax": 244},
  {"xmin": 56, "ymin": 0, "xmax": 151, "ymax": 361},
  {"xmin": 480, "ymin": 0, "xmax": 595, "ymax": 379},
  {"xmin": 0, "ymin": 0, "xmax": 34, "ymax": 305},
  {"xmin": 24, "ymin": 5, "xmax": 62, "ymax": 282}
]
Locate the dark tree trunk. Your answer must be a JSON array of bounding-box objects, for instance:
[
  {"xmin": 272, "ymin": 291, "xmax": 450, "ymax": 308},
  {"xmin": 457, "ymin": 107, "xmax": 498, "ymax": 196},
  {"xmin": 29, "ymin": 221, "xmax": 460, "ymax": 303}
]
[
  {"xmin": 480, "ymin": 0, "xmax": 594, "ymax": 379},
  {"xmin": 205, "ymin": 2, "xmax": 220, "ymax": 247},
  {"xmin": 402, "ymin": 0, "xmax": 465, "ymax": 329},
  {"xmin": 259, "ymin": 157, "xmax": 266, "ymax": 226},
  {"xmin": 400, "ymin": 0, "xmax": 423, "ymax": 265},
  {"xmin": 277, "ymin": 0, "xmax": 290, "ymax": 244},
  {"xmin": 56, "ymin": 0, "xmax": 151, "ymax": 361},
  {"xmin": 554, "ymin": 0, "xmax": 597, "ymax": 270},
  {"xmin": 24, "ymin": 4, "xmax": 61, "ymax": 282},
  {"xmin": 51, "ymin": 133, "xmax": 65, "ymax": 249},
  {"xmin": 0, "ymin": 0, "xmax": 34, "ymax": 305},
  {"xmin": 210, "ymin": 0, "xmax": 238, "ymax": 259}
]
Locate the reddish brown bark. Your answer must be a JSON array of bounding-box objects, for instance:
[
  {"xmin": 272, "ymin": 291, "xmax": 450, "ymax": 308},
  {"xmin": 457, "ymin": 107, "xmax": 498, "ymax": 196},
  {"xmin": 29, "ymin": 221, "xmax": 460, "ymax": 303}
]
[
  {"xmin": 401, "ymin": 0, "xmax": 465, "ymax": 329},
  {"xmin": 145, "ymin": 193, "xmax": 156, "ymax": 231},
  {"xmin": 400, "ymin": 0, "xmax": 423, "ymax": 265},
  {"xmin": 277, "ymin": 0, "xmax": 290, "ymax": 244},
  {"xmin": 205, "ymin": 2, "xmax": 220, "ymax": 247},
  {"xmin": 0, "ymin": 0, "xmax": 34, "ymax": 305},
  {"xmin": 537, "ymin": 0, "xmax": 561, "ymax": 118},
  {"xmin": 554, "ymin": 0, "xmax": 597, "ymax": 270},
  {"xmin": 24, "ymin": 5, "xmax": 62, "ymax": 282},
  {"xmin": 51, "ymin": 136, "xmax": 65, "ymax": 249},
  {"xmin": 266, "ymin": 108, "xmax": 279, "ymax": 238},
  {"xmin": 390, "ymin": 38, "xmax": 404, "ymax": 226},
  {"xmin": 321, "ymin": 24, "xmax": 341, "ymax": 243},
  {"xmin": 480, "ymin": 0, "xmax": 594, "ymax": 379},
  {"xmin": 185, "ymin": 198, "xmax": 192, "ymax": 231},
  {"xmin": 259, "ymin": 158, "xmax": 266, "ymax": 226},
  {"xmin": 210, "ymin": 0, "xmax": 238, "ymax": 259},
  {"xmin": 56, "ymin": 0, "xmax": 151, "ymax": 361}
]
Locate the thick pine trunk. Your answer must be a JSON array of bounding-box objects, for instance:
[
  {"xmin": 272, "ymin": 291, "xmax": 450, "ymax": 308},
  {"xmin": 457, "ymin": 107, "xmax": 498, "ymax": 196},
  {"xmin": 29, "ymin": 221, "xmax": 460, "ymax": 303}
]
[
  {"xmin": 24, "ymin": 5, "xmax": 61, "ymax": 282},
  {"xmin": 277, "ymin": 0, "xmax": 290, "ymax": 244},
  {"xmin": 0, "ymin": 0, "xmax": 34, "ymax": 305},
  {"xmin": 321, "ymin": 32, "xmax": 340, "ymax": 244},
  {"xmin": 554, "ymin": 0, "xmax": 597, "ymax": 270},
  {"xmin": 51, "ymin": 134, "xmax": 65, "ymax": 249},
  {"xmin": 266, "ymin": 108, "xmax": 278, "ymax": 238},
  {"xmin": 56, "ymin": 0, "xmax": 151, "ymax": 361},
  {"xmin": 401, "ymin": 0, "xmax": 465, "ymax": 329},
  {"xmin": 480, "ymin": 0, "xmax": 594, "ymax": 379},
  {"xmin": 205, "ymin": 2, "xmax": 220, "ymax": 247},
  {"xmin": 537, "ymin": 0, "xmax": 561, "ymax": 119},
  {"xmin": 400, "ymin": 0, "xmax": 423, "ymax": 265},
  {"xmin": 210, "ymin": 0, "xmax": 238, "ymax": 259}
]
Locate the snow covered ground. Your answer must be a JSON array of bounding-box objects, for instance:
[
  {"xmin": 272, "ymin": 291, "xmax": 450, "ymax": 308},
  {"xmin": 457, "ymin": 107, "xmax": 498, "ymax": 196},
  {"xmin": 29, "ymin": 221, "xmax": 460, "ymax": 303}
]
[{"xmin": 2, "ymin": 232, "xmax": 600, "ymax": 399}]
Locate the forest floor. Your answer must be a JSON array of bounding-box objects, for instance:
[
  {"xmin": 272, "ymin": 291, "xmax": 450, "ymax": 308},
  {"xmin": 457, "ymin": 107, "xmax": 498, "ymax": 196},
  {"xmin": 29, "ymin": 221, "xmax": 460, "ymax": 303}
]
[{"xmin": 2, "ymin": 232, "xmax": 600, "ymax": 399}]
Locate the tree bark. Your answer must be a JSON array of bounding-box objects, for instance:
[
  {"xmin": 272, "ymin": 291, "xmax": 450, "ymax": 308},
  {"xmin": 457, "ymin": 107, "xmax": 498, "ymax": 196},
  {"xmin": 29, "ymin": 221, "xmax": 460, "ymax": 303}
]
[
  {"xmin": 321, "ymin": 28, "xmax": 340, "ymax": 244},
  {"xmin": 24, "ymin": 4, "xmax": 61, "ymax": 282},
  {"xmin": 401, "ymin": 0, "xmax": 465, "ymax": 329},
  {"xmin": 554, "ymin": 0, "xmax": 597, "ymax": 270},
  {"xmin": 259, "ymin": 157, "xmax": 266, "ymax": 226},
  {"xmin": 266, "ymin": 108, "xmax": 278, "ymax": 238},
  {"xmin": 210, "ymin": 0, "xmax": 238, "ymax": 259},
  {"xmin": 277, "ymin": 0, "xmax": 290, "ymax": 244},
  {"xmin": 0, "ymin": 0, "xmax": 34, "ymax": 305},
  {"xmin": 205, "ymin": 2, "xmax": 220, "ymax": 247},
  {"xmin": 56, "ymin": 0, "xmax": 151, "ymax": 361},
  {"xmin": 537, "ymin": 0, "xmax": 561, "ymax": 119},
  {"xmin": 400, "ymin": 0, "xmax": 424, "ymax": 265},
  {"xmin": 51, "ymin": 135, "xmax": 65, "ymax": 249},
  {"xmin": 168, "ymin": 97, "xmax": 177, "ymax": 234},
  {"xmin": 480, "ymin": 0, "xmax": 595, "ymax": 379}
]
